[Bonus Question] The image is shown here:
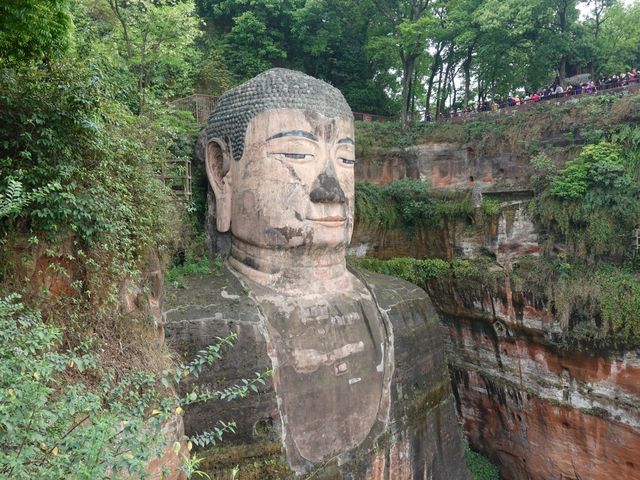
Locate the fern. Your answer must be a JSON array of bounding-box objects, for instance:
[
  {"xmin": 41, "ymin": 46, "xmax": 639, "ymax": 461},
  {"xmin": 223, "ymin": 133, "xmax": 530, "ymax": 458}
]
[{"xmin": 0, "ymin": 178, "xmax": 61, "ymax": 219}]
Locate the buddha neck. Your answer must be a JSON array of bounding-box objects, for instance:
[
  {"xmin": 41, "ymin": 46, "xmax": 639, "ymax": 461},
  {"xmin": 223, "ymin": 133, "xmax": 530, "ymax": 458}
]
[{"xmin": 228, "ymin": 236, "xmax": 353, "ymax": 295}]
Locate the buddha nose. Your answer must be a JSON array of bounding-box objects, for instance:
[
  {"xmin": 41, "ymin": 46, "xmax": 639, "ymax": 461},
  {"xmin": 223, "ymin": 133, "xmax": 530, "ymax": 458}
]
[{"xmin": 310, "ymin": 173, "xmax": 346, "ymax": 204}]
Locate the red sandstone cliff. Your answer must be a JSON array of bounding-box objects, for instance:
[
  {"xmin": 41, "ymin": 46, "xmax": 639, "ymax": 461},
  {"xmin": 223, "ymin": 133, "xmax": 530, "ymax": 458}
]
[{"xmin": 351, "ymin": 144, "xmax": 640, "ymax": 480}]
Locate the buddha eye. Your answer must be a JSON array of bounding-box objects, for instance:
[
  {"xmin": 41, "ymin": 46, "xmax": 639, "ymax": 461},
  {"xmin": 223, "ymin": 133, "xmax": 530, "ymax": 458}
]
[
  {"xmin": 340, "ymin": 157, "xmax": 356, "ymax": 166},
  {"xmin": 269, "ymin": 152, "xmax": 314, "ymax": 161},
  {"xmin": 284, "ymin": 153, "xmax": 310, "ymax": 160}
]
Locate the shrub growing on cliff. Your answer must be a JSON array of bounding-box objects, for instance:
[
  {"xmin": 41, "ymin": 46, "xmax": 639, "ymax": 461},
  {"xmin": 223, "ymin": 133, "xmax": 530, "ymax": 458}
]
[
  {"xmin": 464, "ymin": 443, "xmax": 500, "ymax": 480},
  {"xmin": 383, "ymin": 179, "xmax": 441, "ymax": 233},
  {"xmin": 350, "ymin": 256, "xmax": 502, "ymax": 299},
  {"xmin": 354, "ymin": 180, "xmax": 475, "ymax": 235},
  {"xmin": 530, "ymin": 154, "xmax": 557, "ymax": 193},
  {"xmin": 354, "ymin": 182, "xmax": 398, "ymax": 230},
  {"xmin": 0, "ymin": 295, "xmax": 165, "ymax": 479},
  {"xmin": 0, "ymin": 62, "xmax": 184, "ymax": 302},
  {"xmin": 0, "ymin": 294, "xmax": 270, "ymax": 479},
  {"xmin": 532, "ymin": 142, "xmax": 640, "ymax": 258},
  {"xmin": 508, "ymin": 256, "xmax": 640, "ymax": 348}
]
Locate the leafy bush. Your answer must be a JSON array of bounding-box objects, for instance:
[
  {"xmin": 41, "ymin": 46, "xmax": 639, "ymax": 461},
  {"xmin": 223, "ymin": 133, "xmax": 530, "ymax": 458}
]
[
  {"xmin": 350, "ymin": 257, "xmax": 451, "ymax": 285},
  {"xmin": 509, "ymin": 256, "xmax": 640, "ymax": 348},
  {"xmin": 549, "ymin": 142, "xmax": 625, "ymax": 199},
  {"xmin": 350, "ymin": 256, "xmax": 502, "ymax": 296},
  {"xmin": 355, "ymin": 180, "xmax": 476, "ymax": 235},
  {"xmin": 533, "ymin": 142, "xmax": 640, "ymax": 258},
  {"xmin": 0, "ymin": 294, "xmax": 270, "ymax": 479},
  {"xmin": 166, "ymin": 255, "xmax": 224, "ymax": 289},
  {"xmin": 611, "ymin": 124, "xmax": 640, "ymax": 181},
  {"xmin": 354, "ymin": 182, "xmax": 398, "ymax": 230},
  {"xmin": 0, "ymin": 0, "xmax": 72, "ymax": 64},
  {"xmin": 481, "ymin": 198, "xmax": 501, "ymax": 217},
  {"xmin": 529, "ymin": 154, "xmax": 557, "ymax": 193},
  {"xmin": 382, "ymin": 179, "xmax": 440, "ymax": 232},
  {"xmin": 0, "ymin": 294, "xmax": 166, "ymax": 479},
  {"xmin": 0, "ymin": 62, "xmax": 185, "ymax": 301}
]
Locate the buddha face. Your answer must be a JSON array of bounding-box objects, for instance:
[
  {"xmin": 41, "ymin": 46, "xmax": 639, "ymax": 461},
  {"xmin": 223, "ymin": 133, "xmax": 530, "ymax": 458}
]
[{"xmin": 213, "ymin": 108, "xmax": 356, "ymax": 252}]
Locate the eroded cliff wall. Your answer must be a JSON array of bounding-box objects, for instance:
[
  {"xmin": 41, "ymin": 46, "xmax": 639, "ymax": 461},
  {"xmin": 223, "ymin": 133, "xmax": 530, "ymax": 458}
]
[{"xmin": 352, "ymin": 110, "xmax": 640, "ymax": 479}]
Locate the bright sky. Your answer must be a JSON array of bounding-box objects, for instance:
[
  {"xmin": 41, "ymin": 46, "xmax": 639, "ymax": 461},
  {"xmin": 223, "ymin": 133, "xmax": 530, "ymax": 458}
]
[{"xmin": 578, "ymin": 0, "xmax": 636, "ymax": 19}]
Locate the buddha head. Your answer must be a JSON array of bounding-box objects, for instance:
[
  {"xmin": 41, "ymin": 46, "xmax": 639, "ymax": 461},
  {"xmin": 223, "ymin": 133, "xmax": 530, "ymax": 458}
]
[{"xmin": 205, "ymin": 69, "xmax": 355, "ymax": 267}]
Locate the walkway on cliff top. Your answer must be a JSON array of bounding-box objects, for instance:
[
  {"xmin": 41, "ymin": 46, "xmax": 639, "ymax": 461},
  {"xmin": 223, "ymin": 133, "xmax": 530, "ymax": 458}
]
[{"xmin": 172, "ymin": 81, "xmax": 640, "ymax": 127}]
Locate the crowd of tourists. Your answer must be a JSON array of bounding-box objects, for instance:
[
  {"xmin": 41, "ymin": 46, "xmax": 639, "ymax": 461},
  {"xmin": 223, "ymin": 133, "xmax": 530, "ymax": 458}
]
[{"xmin": 430, "ymin": 69, "xmax": 640, "ymax": 120}]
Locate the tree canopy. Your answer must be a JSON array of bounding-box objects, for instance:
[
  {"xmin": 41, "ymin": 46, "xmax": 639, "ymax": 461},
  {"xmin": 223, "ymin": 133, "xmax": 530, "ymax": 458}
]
[{"xmin": 4, "ymin": 0, "xmax": 639, "ymax": 123}]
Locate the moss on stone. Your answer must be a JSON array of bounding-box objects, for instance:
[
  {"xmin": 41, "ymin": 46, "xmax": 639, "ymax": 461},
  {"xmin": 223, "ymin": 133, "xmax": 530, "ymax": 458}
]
[{"xmin": 199, "ymin": 442, "xmax": 295, "ymax": 479}]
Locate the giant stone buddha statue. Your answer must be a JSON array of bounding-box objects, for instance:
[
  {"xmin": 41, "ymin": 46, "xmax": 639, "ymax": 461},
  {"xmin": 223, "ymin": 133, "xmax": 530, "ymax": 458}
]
[{"xmin": 164, "ymin": 68, "xmax": 469, "ymax": 479}]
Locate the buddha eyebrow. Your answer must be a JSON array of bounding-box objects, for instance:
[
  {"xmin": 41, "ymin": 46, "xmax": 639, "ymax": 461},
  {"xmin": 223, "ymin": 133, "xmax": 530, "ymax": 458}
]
[
  {"xmin": 266, "ymin": 130, "xmax": 319, "ymax": 142},
  {"xmin": 337, "ymin": 137, "xmax": 355, "ymax": 145}
]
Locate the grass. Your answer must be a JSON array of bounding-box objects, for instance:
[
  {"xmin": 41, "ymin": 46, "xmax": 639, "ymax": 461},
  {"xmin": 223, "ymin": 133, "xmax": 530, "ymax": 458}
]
[
  {"xmin": 166, "ymin": 255, "xmax": 222, "ymax": 288},
  {"xmin": 465, "ymin": 442, "xmax": 500, "ymax": 480}
]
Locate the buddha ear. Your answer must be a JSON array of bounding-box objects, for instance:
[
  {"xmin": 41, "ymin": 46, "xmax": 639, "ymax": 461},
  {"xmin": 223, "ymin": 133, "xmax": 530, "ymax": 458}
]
[{"xmin": 206, "ymin": 138, "xmax": 232, "ymax": 232}]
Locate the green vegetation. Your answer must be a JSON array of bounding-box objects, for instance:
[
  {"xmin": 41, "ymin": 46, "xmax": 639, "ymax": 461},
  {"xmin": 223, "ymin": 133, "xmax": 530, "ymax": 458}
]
[
  {"xmin": 350, "ymin": 256, "xmax": 503, "ymax": 296},
  {"xmin": 355, "ymin": 179, "xmax": 476, "ymax": 235},
  {"xmin": 530, "ymin": 141, "xmax": 640, "ymax": 258},
  {"xmin": 356, "ymin": 93, "xmax": 640, "ymax": 156},
  {"xmin": 0, "ymin": 64, "xmax": 179, "ymax": 287},
  {"xmin": 481, "ymin": 198, "xmax": 501, "ymax": 217},
  {"xmin": 355, "ymin": 178, "xmax": 500, "ymax": 237},
  {"xmin": 354, "ymin": 182, "xmax": 398, "ymax": 231},
  {"xmin": 511, "ymin": 257, "xmax": 640, "ymax": 350},
  {"xmin": 3, "ymin": 0, "xmax": 640, "ymax": 477},
  {"xmin": 0, "ymin": 0, "xmax": 71, "ymax": 64},
  {"xmin": 0, "ymin": 294, "xmax": 270, "ymax": 479},
  {"xmin": 464, "ymin": 442, "xmax": 500, "ymax": 480},
  {"xmin": 197, "ymin": 0, "xmax": 640, "ymax": 125},
  {"xmin": 166, "ymin": 255, "xmax": 224, "ymax": 289},
  {"xmin": 1, "ymin": 2, "xmax": 232, "ymax": 477},
  {"xmin": 353, "ymin": 136, "xmax": 640, "ymax": 349},
  {"xmin": 355, "ymin": 250, "xmax": 640, "ymax": 349}
]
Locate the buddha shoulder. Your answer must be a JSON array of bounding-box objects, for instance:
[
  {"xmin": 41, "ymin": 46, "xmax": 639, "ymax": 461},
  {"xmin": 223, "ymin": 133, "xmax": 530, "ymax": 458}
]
[
  {"xmin": 164, "ymin": 264, "xmax": 260, "ymax": 335},
  {"xmin": 349, "ymin": 266, "xmax": 439, "ymax": 329}
]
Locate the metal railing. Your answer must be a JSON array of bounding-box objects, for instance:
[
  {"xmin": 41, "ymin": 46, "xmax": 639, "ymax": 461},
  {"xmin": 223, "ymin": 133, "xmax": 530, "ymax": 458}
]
[
  {"xmin": 160, "ymin": 158, "xmax": 192, "ymax": 202},
  {"xmin": 439, "ymin": 81, "xmax": 640, "ymax": 124},
  {"xmin": 172, "ymin": 94, "xmax": 219, "ymax": 124},
  {"xmin": 353, "ymin": 112, "xmax": 396, "ymax": 122}
]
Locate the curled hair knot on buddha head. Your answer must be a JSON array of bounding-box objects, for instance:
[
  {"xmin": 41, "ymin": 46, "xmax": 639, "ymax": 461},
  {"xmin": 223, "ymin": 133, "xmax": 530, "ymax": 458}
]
[{"xmin": 205, "ymin": 68, "xmax": 353, "ymax": 162}]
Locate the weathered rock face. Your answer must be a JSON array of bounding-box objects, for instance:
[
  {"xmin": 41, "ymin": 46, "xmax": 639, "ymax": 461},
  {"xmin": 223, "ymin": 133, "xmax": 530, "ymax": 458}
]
[
  {"xmin": 164, "ymin": 265, "xmax": 469, "ymax": 479},
  {"xmin": 351, "ymin": 138, "xmax": 640, "ymax": 480},
  {"xmin": 438, "ymin": 291, "xmax": 640, "ymax": 480},
  {"xmin": 356, "ymin": 139, "xmax": 578, "ymax": 192},
  {"xmin": 452, "ymin": 367, "xmax": 640, "ymax": 480}
]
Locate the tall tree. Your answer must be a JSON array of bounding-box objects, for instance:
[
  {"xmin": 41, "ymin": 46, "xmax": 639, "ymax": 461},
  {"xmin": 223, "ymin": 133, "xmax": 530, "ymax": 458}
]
[
  {"xmin": 370, "ymin": 0, "xmax": 436, "ymax": 126},
  {"xmin": 98, "ymin": 0, "xmax": 202, "ymax": 112}
]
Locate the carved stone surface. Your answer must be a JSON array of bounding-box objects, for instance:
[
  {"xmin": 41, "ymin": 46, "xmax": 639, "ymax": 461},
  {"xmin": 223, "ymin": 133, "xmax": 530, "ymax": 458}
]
[
  {"xmin": 165, "ymin": 68, "xmax": 468, "ymax": 478},
  {"xmin": 164, "ymin": 266, "xmax": 469, "ymax": 478},
  {"xmin": 206, "ymin": 68, "xmax": 352, "ymax": 162}
]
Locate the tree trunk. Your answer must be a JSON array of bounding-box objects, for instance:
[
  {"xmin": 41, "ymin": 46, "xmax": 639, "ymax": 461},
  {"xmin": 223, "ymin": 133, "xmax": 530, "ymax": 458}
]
[
  {"xmin": 451, "ymin": 76, "xmax": 457, "ymax": 110},
  {"xmin": 401, "ymin": 55, "xmax": 417, "ymax": 127},
  {"xmin": 410, "ymin": 67, "xmax": 419, "ymax": 119},
  {"xmin": 424, "ymin": 44, "xmax": 443, "ymax": 118},
  {"xmin": 435, "ymin": 57, "xmax": 445, "ymax": 115},
  {"xmin": 559, "ymin": 56, "xmax": 567, "ymax": 85},
  {"xmin": 109, "ymin": 0, "xmax": 133, "ymax": 59},
  {"xmin": 439, "ymin": 57, "xmax": 453, "ymax": 113},
  {"xmin": 463, "ymin": 46, "xmax": 473, "ymax": 107}
]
